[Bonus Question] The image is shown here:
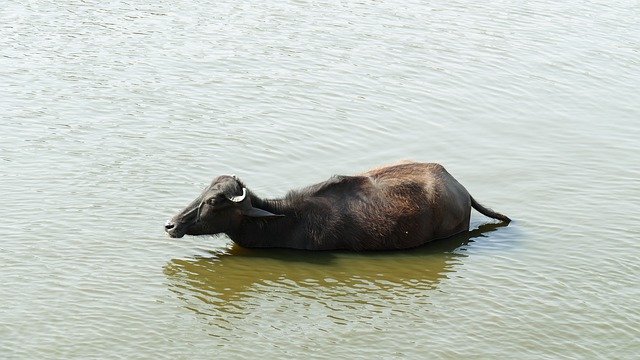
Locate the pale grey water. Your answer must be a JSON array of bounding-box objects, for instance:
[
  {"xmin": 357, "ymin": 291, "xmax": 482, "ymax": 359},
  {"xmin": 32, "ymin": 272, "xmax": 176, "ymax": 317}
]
[{"xmin": 1, "ymin": 0, "xmax": 639, "ymax": 359}]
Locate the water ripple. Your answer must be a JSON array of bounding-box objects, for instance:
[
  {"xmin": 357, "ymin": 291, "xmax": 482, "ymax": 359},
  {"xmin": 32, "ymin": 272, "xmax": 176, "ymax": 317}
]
[{"xmin": 2, "ymin": 0, "xmax": 639, "ymax": 358}]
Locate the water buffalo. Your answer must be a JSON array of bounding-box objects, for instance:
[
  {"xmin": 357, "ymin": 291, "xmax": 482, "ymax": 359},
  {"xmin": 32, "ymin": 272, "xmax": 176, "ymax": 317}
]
[{"xmin": 165, "ymin": 162, "xmax": 510, "ymax": 250}]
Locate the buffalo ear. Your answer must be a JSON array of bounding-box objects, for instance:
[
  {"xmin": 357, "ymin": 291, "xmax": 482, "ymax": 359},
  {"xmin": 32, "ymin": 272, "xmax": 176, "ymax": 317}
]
[
  {"xmin": 229, "ymin": 187, "xmax": 285, "ymax": 218},
  {"xmin": 243, "ymin": 207, "xmax": 285, "ymax": 218}
]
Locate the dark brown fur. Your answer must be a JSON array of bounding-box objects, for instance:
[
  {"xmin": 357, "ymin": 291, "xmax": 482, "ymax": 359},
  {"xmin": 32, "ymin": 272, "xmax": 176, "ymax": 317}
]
[{"xmin": 165, "ymin": 162, "xmax": 510, "ymax": 250}]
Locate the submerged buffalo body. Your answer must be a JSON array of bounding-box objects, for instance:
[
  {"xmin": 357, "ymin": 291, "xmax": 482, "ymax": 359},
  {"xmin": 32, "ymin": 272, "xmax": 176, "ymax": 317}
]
[{"xmin": 165, "ymin": 162, "xmax": 510, "ymax": 250}]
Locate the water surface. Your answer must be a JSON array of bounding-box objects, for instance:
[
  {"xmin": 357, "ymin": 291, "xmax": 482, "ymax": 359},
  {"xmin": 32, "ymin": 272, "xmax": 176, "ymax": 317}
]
[{"xmin": 1, "ymin": 0, "xmax": 639, "ymax": 358}]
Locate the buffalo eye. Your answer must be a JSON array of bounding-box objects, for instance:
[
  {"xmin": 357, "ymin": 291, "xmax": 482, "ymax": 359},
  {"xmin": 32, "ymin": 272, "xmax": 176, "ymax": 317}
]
[{"xmin": 207, "ymin": 194, "xmax": 227, "ymax": 206}]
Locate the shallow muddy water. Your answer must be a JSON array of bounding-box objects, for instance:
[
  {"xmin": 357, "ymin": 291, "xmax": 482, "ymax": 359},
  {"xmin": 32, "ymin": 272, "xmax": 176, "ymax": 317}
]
[{"xmin": 1, "ymin": 0, "xmax": 639, "ymax": 358}]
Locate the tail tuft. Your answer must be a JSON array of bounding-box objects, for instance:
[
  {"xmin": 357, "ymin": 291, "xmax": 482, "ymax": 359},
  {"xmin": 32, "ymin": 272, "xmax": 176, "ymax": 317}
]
[{"xmin": 470, "ymin": 196, "xmax": 511, "ymax": 223}]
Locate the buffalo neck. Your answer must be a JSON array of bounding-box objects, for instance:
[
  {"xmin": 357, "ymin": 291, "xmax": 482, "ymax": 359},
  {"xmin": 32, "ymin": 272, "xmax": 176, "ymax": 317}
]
[{"xmin": 225, "ymin": 193, "xmax": 300, "ymax": 249}]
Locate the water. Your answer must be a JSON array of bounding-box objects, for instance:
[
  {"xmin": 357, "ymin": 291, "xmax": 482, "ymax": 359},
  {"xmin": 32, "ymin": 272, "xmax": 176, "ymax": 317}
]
[{"xmin": 1, "ymin": 0, "xmax": 639, "ymax": 358}]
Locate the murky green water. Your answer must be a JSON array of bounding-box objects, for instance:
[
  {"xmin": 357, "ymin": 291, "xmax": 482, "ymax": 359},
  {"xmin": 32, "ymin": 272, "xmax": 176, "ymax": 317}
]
[{"xmin": 2, "ymin": 0, "xmax": 639, "ymax": 358}]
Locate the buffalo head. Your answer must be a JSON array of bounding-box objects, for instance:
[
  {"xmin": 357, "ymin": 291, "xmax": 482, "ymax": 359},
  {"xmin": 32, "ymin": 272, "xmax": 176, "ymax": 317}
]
[{"xmin": 165, "ymin": 175, "xmax": 281, "ymax": 238}]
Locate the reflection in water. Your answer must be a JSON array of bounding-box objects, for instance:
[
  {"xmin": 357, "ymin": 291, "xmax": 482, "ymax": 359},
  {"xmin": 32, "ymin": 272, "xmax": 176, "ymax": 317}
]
[{"xmin": 164, "ymin": 223, "xmax": 506, "ymax": 324}]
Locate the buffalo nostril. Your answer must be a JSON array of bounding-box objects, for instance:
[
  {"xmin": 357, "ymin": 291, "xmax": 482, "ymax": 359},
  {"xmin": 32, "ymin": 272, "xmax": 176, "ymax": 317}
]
[{"xmin": 164, "ymin": 221, "xmax": 175, "ymax": 231}]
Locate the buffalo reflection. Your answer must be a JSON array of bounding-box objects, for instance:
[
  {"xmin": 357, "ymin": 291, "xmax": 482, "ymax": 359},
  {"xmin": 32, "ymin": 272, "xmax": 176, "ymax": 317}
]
[{"xmin": 164, "ymin": 223, "xmax": 506, "ymax": 317}]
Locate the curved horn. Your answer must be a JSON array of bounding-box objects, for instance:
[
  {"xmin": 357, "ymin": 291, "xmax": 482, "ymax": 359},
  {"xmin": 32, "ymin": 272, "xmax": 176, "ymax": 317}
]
[{"xmin": 228, "ymin": 188, "xmax": 247, "ymax": 203}]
